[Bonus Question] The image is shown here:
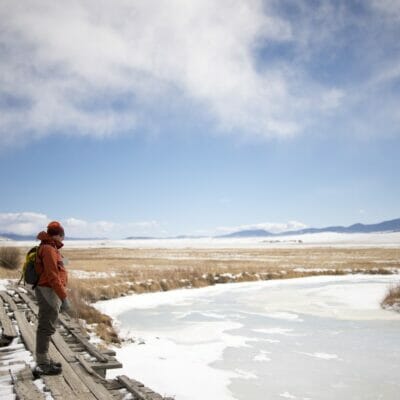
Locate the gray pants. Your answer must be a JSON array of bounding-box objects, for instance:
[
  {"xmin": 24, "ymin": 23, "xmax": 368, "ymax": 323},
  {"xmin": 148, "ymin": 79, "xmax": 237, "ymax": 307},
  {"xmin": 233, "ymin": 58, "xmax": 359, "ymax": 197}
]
[{"xmin": 35, "ymin": 287, "xmax": 61, "ymax": 365}]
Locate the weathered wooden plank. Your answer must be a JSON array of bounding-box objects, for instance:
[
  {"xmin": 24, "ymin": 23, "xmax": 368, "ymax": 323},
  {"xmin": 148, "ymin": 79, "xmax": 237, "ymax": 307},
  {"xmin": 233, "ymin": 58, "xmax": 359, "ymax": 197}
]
[
  {"xmin": 12, "ymin": 365, "xmax": 46, "ymax": 400},
  {"xmin": 69, "ymin": 344, "xmax": 86, "ymax": 350},
  {"xmin": 21, "ymin": 287, "xmax": 116, "ymax": 367},
  {"xmin": 17, "ymin": 288, "xmax": 114, "ymax": 376},
  {"xmin": 67, "ymin": 329, "xmax": 109, "ymax": 363},
  {"xmin": 51, "ymin": 331, "xmax": 76, "ymax": 362},
  {"xmin": 101, "ymin": 348, "xmax": 117, "ymax": 356},
  {"xmin": 15, "ymin": 289, "xmax": 76, "ymax": 363},
  {"xmin": 14, "ymin": 379, "xmax": 44, "ymax": 398},
  {"xmin": 142, "ymin": 385, "xmax": 165, "ymax": 399},
  {"xmin": 58, "ymin": 313, "xmax": 81, "ymax": 331},
  {"xmin": 126, "ymin": 378, "xmax": 144, "ymax": 387},
  {"xmin": 16, "ymin": 290, "xmax": 39, "ymax": 314},
  {"xmin": 15, "ymin": 309, "xmax": 96, "ymax": 399},
  {"xmin": 46, "ymin": 350, "xmax": 94, "ymax": 397},
  {"xmin": 117, "ymin": 375, "xmax": 164, "ymax": 400},
  {"xmin": 13, "ymin": 311, "xmax": 80, "ymax": 398},
  {"xmin": 103, "ymin": 380, "xmax": 124, "ymax": 390},
  {"xmin": 108, "ymin": 388, "xmax": 127, "ymax": 399},
  {"xmin": 0, "ymin": 291, "xmax": 19, "ymax": 312},
  {"xmin": 13, "ymin": 311, "xmax": 35, "ymax": 353},
  {"xmin": 91, "ymin": 359, "xmax": 122, "ymax": 371},
  {"xmin": 117, "ymin": 375, "xmax": 149, "ymax": 400},
  {"xmin": 76, "ymin": 354, "xmax": 108, "ymax": 382},
  {"xmin": 0, "ymin": 297, "xmax": 17, "ymax": 338},
  {"xmin": 41, "ymin": 374, "xmax": 79, "ymax": 400},
  {"xmin": 53, "ymin": 309, "xmax": 113, "ymax": 365},
  {"xmin": 74, "ymin": 356, "xmax": 115, "ymax": 400}
]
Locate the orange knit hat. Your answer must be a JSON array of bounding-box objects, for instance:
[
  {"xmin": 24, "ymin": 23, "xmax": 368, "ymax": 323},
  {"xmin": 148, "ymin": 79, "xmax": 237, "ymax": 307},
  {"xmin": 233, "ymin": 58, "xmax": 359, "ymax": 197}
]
[{"xmin": 47, "ymin": 221, "xmax": 65, "ymax": 237}]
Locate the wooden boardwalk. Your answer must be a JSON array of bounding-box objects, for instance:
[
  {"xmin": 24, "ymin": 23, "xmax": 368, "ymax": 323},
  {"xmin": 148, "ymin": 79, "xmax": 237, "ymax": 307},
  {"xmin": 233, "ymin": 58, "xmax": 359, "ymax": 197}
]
[{"xmin": 0, "ymin": 285, "xmax": 174, "ymax": 400}]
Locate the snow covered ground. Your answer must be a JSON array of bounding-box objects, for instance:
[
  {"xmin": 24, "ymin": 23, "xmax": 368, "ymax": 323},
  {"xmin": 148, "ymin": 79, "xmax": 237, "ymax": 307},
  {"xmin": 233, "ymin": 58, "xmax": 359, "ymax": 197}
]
[
  {"xmin": 1, "ymin": 231, "xmax": 400, "ymax": 249},
  {"xmin": 69, "ymin": 270, "xmax": 120, "ymax": 279},
  {"xmin": 96, "ymin": 275, "xmax": 400, "ymax": 400}
]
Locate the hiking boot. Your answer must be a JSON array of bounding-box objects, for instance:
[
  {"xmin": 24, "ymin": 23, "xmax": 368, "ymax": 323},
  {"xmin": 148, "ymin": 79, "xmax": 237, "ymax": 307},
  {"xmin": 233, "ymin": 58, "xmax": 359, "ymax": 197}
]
[
  {"xmin": 33, "ymin": 363, "xmax": 62, "ymax": 379},
  {"xmin": 50, "ymin": 359, "xmax": 62, "ymax": 369}
]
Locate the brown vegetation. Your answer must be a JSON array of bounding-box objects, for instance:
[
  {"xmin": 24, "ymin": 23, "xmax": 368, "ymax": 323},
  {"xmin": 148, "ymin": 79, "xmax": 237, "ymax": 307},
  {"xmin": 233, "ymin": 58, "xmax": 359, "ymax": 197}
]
[
  {"xmin": 0, "ymin": 247, "xmax": 21, "ymax": 272},
  {"xmin": 61, "ymin": 247, "xmax": 400, "ymax": 279},
  {"xmin": 67, "ymin": 281, "xmax": 121, "ymax": 344},
  {"xmin": 1, "ymin": 245, "xmax": 399, "ymax": 342},
  {"xmin": 381, "ymin": 284, "xmax": 400, "ymax": 311},
  {"xmin": 59, "ymin": 246, "xmax": 399, "ymax": 342}
]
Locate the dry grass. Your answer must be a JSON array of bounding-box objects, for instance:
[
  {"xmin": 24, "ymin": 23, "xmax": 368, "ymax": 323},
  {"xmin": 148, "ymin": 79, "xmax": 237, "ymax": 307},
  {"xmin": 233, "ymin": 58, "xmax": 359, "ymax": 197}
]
[
  {"xmin": 58, "ymin": 246, "xmax": 400, "ymax": 343},
  {"xmin": 381, "ymin": 284, "xmax": 400, "ymax": 310},
  {"xmin": 68, "ymin": 265, "xmax": 397, "ymax": 303},
  {"xmin": 67, "ymin": 282, "xmax": 120, "ymax": 343},
  {"xmin": 61, "ymin": 247, "xmax": 400, "ymax": 275},
  {"xmin": 0, "ymin": 267, "xmax": 20, "ymax": 280},
  {"xmin": 3, "ymin": 246, "xmax": 400, "ymax": 342},
  {"xmin": 0, "ymin": 247, "xmax": 21, "ymax": 270}
]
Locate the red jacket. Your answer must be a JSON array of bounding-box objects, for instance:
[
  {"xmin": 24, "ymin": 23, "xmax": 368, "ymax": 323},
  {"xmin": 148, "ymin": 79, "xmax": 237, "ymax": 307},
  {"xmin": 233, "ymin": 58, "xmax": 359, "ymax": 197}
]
[{"xmin": 35, "ymin": 231, "xmax": 68, "ymax": 300}]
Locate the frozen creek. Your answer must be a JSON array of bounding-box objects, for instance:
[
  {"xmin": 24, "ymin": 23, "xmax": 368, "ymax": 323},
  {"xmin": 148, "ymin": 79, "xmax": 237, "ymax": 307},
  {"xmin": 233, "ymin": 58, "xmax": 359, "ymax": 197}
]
[{"xmin": 95, "ymin": 275, "xmax": 400, "ymax": 400}]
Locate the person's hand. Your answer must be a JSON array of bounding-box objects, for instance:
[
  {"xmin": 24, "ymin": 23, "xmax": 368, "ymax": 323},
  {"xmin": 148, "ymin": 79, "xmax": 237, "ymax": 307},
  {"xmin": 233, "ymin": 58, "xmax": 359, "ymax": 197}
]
[{"xmin": 60, "ymin": 298, "xmax": 71, "ymax": 312}]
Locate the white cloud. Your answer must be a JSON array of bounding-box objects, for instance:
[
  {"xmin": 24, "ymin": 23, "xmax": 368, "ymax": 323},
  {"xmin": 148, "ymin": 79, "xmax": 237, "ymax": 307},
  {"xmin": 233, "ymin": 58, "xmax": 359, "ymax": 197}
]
[
  {"xmin": 1, "ymin": 1, "xmax": 399, "ymax": 146},
  {"xmin": 0, "ymin": 213, "xmax": 309, "ymax": 238},
  {"xmin": 0, "ymin": 212, "xmax": 48, "ymax": 236},
  {"xmin": 217, "ymin": 220, "xmax": 308, "ymax": 234},
  {"xmin": 0, "ymin": 0, "xmax": 351, "ymax": 147},
  {"xmin": 370, "ymin": 0, "xmax": 400, "ymax": 20},
  {"xmin": 320, "ymin": 88, "xmax": 345, "ymax": 111},
  {"xmin": 0, "ymin": 212, "xmax": 161, "ymax": 238}
]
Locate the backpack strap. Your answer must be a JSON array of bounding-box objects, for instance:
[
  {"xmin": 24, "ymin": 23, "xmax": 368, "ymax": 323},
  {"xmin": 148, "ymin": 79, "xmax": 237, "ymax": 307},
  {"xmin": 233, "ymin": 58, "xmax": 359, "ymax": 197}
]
[
  {"xmin": 32, "ymin": 244, "xmax": 43, "ymax": 290},
  {"xmin": 17, "ymin": 271, "xmax": 24, "ymax": 286}
]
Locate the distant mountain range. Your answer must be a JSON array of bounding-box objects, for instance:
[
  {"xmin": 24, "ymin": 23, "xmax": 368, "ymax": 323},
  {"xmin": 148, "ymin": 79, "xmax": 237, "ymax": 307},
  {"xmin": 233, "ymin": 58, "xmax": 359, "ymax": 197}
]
[
  {"xmin": 1, "ymin": 218, "xmax": 399, "ymax": 241},
  {"xmin": 0, "ymin": 233, "xmax": 36, "ymax": 241},
  {"xmin": 218, "ymin": 218, "xmax": 400, "ymax": 238}
]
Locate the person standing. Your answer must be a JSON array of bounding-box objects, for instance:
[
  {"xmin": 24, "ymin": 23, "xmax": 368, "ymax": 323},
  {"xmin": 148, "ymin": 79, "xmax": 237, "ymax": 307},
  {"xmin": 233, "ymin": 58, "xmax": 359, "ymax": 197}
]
[{"xmin": 34, "ymin": 221, "xmax": 70, "ymax": 376}]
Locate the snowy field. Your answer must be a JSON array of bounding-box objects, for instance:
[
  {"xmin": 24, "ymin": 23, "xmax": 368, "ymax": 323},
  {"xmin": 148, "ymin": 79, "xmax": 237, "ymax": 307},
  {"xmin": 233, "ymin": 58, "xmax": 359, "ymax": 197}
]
[
  {"xmin": 96, "ymin": 274, "xmax": 400, "ymax": 400},
  {"xmin": 1, "ymin": 231, "xmax": 400, "ymax": 249}
]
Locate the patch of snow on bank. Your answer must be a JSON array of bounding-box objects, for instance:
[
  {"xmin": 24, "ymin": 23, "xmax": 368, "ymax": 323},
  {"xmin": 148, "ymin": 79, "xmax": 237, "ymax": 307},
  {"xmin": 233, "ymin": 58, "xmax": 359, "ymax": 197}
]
[
  {"xmin": 258, "ymin": 311, "xmax": 303, "ymax": 321},
  {"xmin": 297, "ymin": 352, "xmax": 340, "ymax": 360},
  {"xmin": 0, "ymin": 279, "xmax": 11, "ymax": 291},
  {"xmin": 253, "ymin": 350, "xmax": 271, "ymax": 362},
  {"xmin": 253, "ymin": 328, "xmax": 294, "ymax": 335},
  {"xmin": 69, "ymin": 270, "xmax": 119, "ymax": 279},
  {"xmin": 279, "ymin": 392, "xmax": 297, "ymax": 399}
]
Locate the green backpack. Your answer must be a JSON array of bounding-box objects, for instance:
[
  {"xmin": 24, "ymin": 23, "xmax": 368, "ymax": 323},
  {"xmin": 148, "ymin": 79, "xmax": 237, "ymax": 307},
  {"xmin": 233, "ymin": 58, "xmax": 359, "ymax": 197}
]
[{"xmin": 18, "ymin": 246, "xmax": 42, "ymax": 288}]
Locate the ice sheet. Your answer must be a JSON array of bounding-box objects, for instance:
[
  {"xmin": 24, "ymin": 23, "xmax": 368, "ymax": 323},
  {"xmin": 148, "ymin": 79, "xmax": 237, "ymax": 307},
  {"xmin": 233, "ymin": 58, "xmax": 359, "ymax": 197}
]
[{"xmin": 96, "ymin": 275, "xmax": 400, "ymax": 400}]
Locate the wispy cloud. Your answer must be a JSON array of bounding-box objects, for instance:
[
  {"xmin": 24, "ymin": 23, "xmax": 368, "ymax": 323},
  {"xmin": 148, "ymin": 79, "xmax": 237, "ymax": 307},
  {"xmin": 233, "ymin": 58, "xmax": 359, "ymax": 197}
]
[
  {"xmin": 0, "ymin": 0, "xmax": 398, "ymax": 147},
  {"xmin": 0, "ymin": 212, "xmax": 48, "ymax": 236},
  {"xmin": 0, "ymin": 212, "xmax": 309, "ymax": 238},
  {"xmin": 370, "ymin": 0, "xmax": 400, "ymax": 20},
  {"xmin": 216, "ymin": 221, "xmax": 308, "ymax": 235},
  {"xmin": 0, "ymin": 212, "xmax": 161, "ymax": 238}
]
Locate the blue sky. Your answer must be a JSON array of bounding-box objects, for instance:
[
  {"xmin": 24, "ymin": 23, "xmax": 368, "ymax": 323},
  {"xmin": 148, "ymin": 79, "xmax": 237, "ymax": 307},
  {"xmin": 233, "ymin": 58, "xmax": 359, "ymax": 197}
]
[{"xmin": 0, "ymin": 0, "xmax": 399, "ymax": 238}]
